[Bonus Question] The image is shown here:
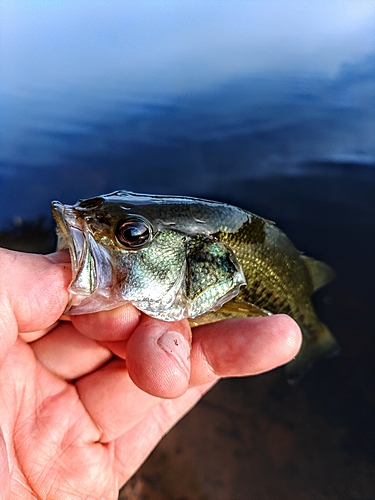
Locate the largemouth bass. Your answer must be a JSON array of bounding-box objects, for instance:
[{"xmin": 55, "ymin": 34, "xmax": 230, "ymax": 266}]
[{"xmin": 52, "ymin": 191, "xmax": 339, "ymax": 381}]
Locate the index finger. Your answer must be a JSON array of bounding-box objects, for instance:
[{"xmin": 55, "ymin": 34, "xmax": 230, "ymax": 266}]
[{"xmin": 0, "ymin": 249, "xmax": 71, "ymax": 363}]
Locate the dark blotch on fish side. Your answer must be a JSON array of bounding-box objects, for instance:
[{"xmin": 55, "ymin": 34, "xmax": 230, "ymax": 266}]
[{"xmin": 213, "ymin": 217, "xmax": 267, "ymax": 246}]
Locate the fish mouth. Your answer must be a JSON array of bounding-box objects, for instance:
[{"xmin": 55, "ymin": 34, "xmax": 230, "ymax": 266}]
[{"xmin": 51, "ymin": 201, "xmax": 114, "ymax": 313}]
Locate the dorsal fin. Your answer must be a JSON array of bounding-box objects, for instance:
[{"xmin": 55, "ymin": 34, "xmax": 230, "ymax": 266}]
[{"xmin": 302, "ymin": 255, "xmax": 335, "ymax": 292}]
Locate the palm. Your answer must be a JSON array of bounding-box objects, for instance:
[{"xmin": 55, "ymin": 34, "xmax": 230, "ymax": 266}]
[
  {"xmin": 2, "ymin": 333, "xmax": 210, "ymax": 499},
  {"xmin": 2, "ymin": 338, "xmax": 117, "ymax": 497}
]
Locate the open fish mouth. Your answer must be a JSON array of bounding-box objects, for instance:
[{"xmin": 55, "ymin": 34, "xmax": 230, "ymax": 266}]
[{"xmin": 51, "ymin": 201, "xmax": 114, "ymax": 312}]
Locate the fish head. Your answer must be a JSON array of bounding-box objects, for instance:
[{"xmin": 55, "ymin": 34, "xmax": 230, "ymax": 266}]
[{"xmin": 52, "ymin": 191, "xmax": 246, "ymax": 320}]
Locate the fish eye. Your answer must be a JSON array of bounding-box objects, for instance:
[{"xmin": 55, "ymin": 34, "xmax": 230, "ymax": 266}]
[{"xmin": 115, "ymin": 217, "xmax": 152, "ymax": 249}]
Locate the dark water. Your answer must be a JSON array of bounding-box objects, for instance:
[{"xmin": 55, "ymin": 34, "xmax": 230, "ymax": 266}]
[
  {"xmin": 1, "ymin": 2, "xmax": 375, "ymax": 498},
  {"xmin": 1, "ymin": 54, "xmax": 374, "ymax": 218}
]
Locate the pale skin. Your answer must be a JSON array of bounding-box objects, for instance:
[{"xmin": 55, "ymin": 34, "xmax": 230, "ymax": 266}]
[{"xmin": 0, "ymin": 248, "xmax": 302, "ymax": 499}]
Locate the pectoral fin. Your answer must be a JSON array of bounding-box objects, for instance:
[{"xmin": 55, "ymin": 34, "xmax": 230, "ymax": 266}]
[
  {"xmin": 189, "ymin": 300, "xmax": 270, "ymax": 327},
  {"xmin": 218, "ymin": 300, "xmax": 271, "ymax": 317}
]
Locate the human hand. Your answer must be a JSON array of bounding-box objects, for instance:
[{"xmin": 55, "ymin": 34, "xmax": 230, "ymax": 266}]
[{"xmin": 0, "ymin": 248, "xmax": 301, "ymax": 499}]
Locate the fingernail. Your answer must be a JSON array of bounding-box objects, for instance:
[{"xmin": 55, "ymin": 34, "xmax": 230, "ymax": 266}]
[{"xmin": 157, "ymin": 331, "xmax": 191, "ymax": 378}]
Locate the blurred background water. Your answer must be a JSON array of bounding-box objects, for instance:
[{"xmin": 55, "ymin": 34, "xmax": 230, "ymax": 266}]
[{"xmin": 1, "ymin": 1, "xmax": 375, "ymax": 499}]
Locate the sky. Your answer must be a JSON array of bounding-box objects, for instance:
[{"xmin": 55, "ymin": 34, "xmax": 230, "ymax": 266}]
[{"xmin": 2, "ymin": 0, "xmax": 375, "ymax": 97}]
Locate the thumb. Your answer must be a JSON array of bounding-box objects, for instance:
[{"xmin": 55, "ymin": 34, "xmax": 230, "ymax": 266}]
[{"xmin": 0, "ymin": 249, "xmax": 71, "ymax": 363}]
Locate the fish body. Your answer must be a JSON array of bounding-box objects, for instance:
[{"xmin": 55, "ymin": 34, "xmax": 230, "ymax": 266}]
[{"xmin": 52, "ymin": 191, "xmax": 339, "ymax": 380}]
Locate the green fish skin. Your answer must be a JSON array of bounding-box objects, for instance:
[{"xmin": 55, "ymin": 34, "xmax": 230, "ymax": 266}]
[{"xmin": 52, "ymin": 191, "xmax": 339, "ymax": 381}]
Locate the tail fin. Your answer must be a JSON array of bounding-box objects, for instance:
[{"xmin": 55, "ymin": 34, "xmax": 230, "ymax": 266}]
[{"xmin": 286, "ymin": 323, "xmax": 340, "ymax": 385}]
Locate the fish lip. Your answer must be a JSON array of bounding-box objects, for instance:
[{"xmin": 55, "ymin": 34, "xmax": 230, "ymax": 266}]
[
  {"xmin": 51, "ymin": 201, "xmax": 98, "ymax": 304},
  {"xmin": 52, "ymin": 201, "xmax": 119, "ymax": 314},
  {"xmin": 51, "ymin": 201, "xmax": 82, "ymax": 273}
]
